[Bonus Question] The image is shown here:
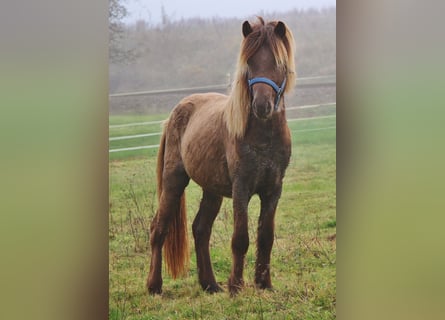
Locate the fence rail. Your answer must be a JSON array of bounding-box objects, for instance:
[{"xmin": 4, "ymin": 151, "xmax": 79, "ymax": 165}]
[
  {"xmin": 109, "ymin": 102, "xmax": 336, "ymax": 133},
  {"xmin": 109, "ymin": 120, "xmax": 165, "ymax": 129},
  {"xmin": 109, "ymin": 75, "xmax": 336, "ymax": 98},
  {"xmin": 109, "ymin": 104, "xmax": 336, "ymax": 153},
  {"xmin": 109, "ymin": 76, "xmax": 336, "ymax": 154},
  {"xmin": 109, "ymin": 120, "xmax": 337, "ymax": 153}
]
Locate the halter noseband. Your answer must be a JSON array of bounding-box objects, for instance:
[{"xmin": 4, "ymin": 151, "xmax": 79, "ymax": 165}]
[{"xmin": 248, "ymin": 77, "xmax": 287, "ymax": 111}]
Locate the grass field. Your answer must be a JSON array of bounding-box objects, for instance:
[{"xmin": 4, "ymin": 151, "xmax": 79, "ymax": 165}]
[{"xmin": 109, "ymin": 108, "xmax": 336, "ymax": 319}]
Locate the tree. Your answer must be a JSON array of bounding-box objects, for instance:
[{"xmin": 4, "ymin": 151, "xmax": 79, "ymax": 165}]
[{"xmin": 109, "ymin": 0, "xmax": 130, "ymax": 63}]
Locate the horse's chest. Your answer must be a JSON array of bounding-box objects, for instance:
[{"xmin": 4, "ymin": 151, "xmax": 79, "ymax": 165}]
[{"xmin": 238, "ymin": 144, "xmax": 290, "ymax": 190}]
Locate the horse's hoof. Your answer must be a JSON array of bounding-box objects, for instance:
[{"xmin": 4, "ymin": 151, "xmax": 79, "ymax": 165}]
[
  {"xmin": 204, "ymin": 283, "xmax": 224, "ymax": 294},
  {"xmin": 255, "ymin": 280, "xmax": 273, "ymax": 291},
  {"xmin": 229, "ymin": 285, "xmax": 242, "ymax": 296},
  {"xmin": 147, "ymin": 286, "xmax": 162, "ymax": 295},
  {"xmin": 228, "ymin": 278, "xmax": 244, "ymax": 296}
]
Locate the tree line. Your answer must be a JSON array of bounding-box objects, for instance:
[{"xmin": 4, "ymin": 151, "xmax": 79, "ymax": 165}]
[{"xmin": 109, "ymin": 6, "xmax": 336, "ymax": 94}]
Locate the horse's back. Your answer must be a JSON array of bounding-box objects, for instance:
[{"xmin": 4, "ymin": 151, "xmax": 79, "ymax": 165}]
[{"xmin": 167, "ymin": 93, "xmax": 233, "ymax": 197}]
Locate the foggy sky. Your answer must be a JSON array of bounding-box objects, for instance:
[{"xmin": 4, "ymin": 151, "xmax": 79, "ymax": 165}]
[{"xmin": 123, "ymin": 0, "xmax": 336, "ymax": 24}]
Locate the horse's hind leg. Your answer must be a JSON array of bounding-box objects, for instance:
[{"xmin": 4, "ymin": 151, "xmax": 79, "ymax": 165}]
[
  {"xmin": 147, "ymin": 165, "xmax": 189, "ymax": 294},
  {"xmin": 192, "ymin": 191, "xmax": 223, "ymax": 293}
]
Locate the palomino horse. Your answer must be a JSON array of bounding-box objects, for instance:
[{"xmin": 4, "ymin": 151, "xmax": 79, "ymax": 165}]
[{"xmin": 147, "ymin": 17, "xmax": 296, "ymax": 296}]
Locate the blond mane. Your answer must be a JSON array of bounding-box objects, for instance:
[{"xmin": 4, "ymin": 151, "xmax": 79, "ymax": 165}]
[{"xmin": 224, "ymin": 17, "xmax": 296, "ymax": 139}]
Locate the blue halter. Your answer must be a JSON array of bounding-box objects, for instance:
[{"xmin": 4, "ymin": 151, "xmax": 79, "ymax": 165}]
[{"xmin": 248, "ymin": 77, "xmax": 287, "ymax": 111}]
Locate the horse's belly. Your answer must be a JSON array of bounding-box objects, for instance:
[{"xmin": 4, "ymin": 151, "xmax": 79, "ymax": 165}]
[{"xmin": 181, "ymin": 137, "xmax": 233, "ymax": 198}]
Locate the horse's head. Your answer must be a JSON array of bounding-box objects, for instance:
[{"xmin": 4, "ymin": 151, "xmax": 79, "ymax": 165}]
[
  {"xmin": 224, "ymin": 18, "xmax": 295, "ymax": 138},
  {"xmin": 243, "ymin": 20, "xmax": 289, "ymax": 120}
]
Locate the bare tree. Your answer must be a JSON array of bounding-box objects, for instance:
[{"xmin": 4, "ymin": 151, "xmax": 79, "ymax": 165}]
[{"xmin": 109, "ymin": 0, "xmax": 132, "ymax": 63}]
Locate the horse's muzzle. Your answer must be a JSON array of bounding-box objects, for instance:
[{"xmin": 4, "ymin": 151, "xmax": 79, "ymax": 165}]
[{"xmin": 252, "ymin": 97, "xmax": 274, "ymax": 120}]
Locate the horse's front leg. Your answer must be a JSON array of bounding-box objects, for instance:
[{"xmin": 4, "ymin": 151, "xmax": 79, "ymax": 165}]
[
  {"xmin": 255, "ymin": 187, "xmax": 281, "ymax": 290},
  {"xmin": 192, "ymin": 191, "xmax": 223, "ymax": 293},
  {"xmin": 228, "ymin": 185, "xmax": 250, "ymax": 296}
]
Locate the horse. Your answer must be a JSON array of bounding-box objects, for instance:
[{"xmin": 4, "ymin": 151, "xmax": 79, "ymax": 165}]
[{"xmin": 147, "ymin": 17, "xmax": 296, "ymax": 296}]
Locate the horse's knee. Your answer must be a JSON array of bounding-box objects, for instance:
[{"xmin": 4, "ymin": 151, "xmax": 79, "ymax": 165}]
[
  {"xmin": 257, "ymin": 229, "xmax": 274, "ymax": 251},
  {"xmin": 231, "ymin": 232, "xmax": 249, "ymax": 254}
]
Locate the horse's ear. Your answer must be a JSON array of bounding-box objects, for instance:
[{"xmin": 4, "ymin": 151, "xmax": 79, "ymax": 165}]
[
  {"xmin": 274, "ymin": 21, "xmax": 286, "ymax": 39},
  {"xmin": 242, "ymin": 21, "xmax": 253, "ymax": 38}
]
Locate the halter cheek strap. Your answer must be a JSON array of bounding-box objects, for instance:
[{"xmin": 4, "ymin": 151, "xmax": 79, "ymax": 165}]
[{"xmin": 248, "ymin": 77, "xmax": 287, "ymax": 111}]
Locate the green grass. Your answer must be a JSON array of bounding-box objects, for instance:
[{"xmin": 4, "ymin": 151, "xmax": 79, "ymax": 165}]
[{"xmin": 109, "ymin": 111, "xmax": 336, "ymax": 319}]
